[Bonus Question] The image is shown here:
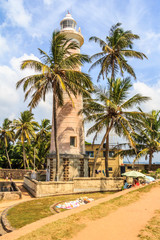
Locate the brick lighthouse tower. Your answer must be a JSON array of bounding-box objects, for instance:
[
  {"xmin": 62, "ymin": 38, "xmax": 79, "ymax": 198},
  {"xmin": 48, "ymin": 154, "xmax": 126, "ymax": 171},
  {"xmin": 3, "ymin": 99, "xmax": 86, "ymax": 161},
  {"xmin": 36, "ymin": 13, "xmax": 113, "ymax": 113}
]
[{"xmin": 48, "ymin": 13, "xmax": 88, "ymax": 181}]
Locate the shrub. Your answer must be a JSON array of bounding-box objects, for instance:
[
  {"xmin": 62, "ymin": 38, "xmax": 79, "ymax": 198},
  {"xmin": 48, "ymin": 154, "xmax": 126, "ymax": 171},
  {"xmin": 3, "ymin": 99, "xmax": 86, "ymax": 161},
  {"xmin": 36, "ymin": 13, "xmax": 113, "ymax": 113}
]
[{"xmin": 156, "ymin": 168, "xmax": 160, "ymax": 174}]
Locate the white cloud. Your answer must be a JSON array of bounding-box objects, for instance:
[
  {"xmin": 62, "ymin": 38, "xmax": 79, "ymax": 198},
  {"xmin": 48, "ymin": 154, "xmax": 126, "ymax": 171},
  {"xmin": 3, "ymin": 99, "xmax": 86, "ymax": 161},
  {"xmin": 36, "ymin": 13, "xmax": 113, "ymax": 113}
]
[
  {"xmin": 0, "ymin": 35, "xmax": 9, "ymax": 57},
  {"xmin": 0, "ymin": 65, "xmax": 19, "ymax": 120},
  {"xmin": 10, "ymin": 54, "xmax": 39, "ymax": 77},
  {"xmin": 0, "ymin": 54, "xmax": 52, "ymax": 124},
  {"xmin": 1, "ymin": 0, "xmax": 32, "ymax": 29},
  {"xmin": 0, "ymin": 66, "xmax": 18, "ymax": 103},
  {"xmin": 136, "ymin": 31, "xmax": 160, "ymax": 55},
  {"xmin": 133, "ymin": 81, "xmax": 160, "ymax": 112}
]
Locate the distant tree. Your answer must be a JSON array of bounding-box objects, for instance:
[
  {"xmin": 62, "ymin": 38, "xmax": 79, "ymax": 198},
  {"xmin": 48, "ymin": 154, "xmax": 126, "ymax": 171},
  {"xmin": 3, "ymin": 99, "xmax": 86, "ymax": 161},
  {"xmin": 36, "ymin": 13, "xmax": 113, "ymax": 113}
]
[
  {"xmin": 117, "ymin": 110, "xmax": 160, "ymax": 170},
  {"xmin": 13, "ymin": 111, "xmax": 39, "ymax": 169},
  {"xmin": 36, "ymin": 119, "xmax": 51, "ymax": 140},
  {"xmin": 9, "ymin": 143, "xmax": 23, "ymax": 169},
  {"xmin": 0, "ymin": 118, "xmax": 14, "ymax": 168},
  {"xmin": 34, "ymin": 119, "xmax": 51, "ymax": 169}
]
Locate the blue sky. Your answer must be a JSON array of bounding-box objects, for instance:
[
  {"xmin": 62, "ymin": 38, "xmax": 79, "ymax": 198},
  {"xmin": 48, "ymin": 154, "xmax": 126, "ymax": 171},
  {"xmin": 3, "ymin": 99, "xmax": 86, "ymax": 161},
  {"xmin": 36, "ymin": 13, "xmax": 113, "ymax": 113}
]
[{"xmin": 1, "ymin": 0, "xmax": 160, "ymax": 152}]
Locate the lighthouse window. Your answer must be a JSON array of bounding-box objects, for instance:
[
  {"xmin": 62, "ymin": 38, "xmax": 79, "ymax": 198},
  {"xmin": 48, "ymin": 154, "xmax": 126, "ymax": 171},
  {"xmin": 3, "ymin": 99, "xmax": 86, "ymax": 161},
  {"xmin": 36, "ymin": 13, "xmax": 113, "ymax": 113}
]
[
  {"xmin": 70, "ymin": 136, "xmax": 76, "ymax": 146},
  {"xmin": 61, "ymin": 20, "xmax": 76, "ymax": 29}
]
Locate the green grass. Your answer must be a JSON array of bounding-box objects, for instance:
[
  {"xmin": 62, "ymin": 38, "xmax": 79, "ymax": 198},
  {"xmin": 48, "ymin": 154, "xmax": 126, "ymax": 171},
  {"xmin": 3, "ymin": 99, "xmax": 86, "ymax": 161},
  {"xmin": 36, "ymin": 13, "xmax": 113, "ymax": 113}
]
[
  {"xmin": 7, "ymin": 191, "xmax": 112, "ymax": 229},
  {"xmin": 16, "ymin": 182, "xmax": 160, "ymax": 240},
  {"xmin": 138, "ymin": 210, "xmax": 160, "ymax": 240}
]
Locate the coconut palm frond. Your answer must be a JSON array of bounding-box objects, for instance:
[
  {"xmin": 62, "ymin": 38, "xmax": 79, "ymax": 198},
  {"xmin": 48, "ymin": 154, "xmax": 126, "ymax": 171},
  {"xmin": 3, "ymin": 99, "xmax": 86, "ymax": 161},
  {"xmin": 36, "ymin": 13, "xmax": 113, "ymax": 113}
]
[
  {"xmin": 89, "ymin": 36, "xmax": 106, "ymax": 48},
  {"xmin": 121, "ymin": 94, "xmax": 151, "ymax": 109},
  {"xmin": 89, "ymin": 23, "xmax": 147, "ymax": 80}
]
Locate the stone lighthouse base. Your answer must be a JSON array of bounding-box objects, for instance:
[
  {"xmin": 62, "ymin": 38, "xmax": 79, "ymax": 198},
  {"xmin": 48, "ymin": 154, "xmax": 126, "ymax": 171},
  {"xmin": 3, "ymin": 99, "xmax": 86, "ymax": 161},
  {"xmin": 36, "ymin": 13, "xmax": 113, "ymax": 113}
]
[{"xmin": 47, "ymin": 153, "xmax": 89, "ymax": 181}]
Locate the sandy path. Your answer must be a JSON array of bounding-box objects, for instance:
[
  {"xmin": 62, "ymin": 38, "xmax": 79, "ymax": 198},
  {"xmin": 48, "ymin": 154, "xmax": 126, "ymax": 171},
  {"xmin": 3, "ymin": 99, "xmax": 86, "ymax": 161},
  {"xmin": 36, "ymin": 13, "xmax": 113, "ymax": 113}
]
[{"xmin": 71, "ymin": 186, "xmax": 160, "ymax": 240}]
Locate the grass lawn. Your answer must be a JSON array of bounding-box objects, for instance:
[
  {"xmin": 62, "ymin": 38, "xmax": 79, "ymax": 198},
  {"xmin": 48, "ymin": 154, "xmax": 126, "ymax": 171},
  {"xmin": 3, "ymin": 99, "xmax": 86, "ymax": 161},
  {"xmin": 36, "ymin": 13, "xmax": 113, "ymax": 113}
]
[
  {"xmin": 138, "ymin": 209, "xmax": 160, "ymax": 240},
  {"xmin": 15, "ymin": 182, "xmax": 160, "ymax": 240},
  {"xmin": 7, "ymin": 191, "xmax": 113, "ymax": 229}
]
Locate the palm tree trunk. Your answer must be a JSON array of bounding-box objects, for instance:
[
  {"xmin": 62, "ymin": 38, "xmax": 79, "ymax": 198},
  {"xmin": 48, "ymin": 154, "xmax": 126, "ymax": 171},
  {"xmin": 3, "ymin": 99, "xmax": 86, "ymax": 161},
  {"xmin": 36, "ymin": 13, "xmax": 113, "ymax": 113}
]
[
  {"xmin": 105, "ymin": 133, "xmax": 109, "ymax": 177},
  {"xmin": 5, "ymin": 145, "xmax": 12, "ymax": 169},
  {"xmin": 22, "ymin": 143, "xmax": 26, "ymax": 169},
  {"xmin": 25, "ymin": 149, "xmax": 29, "ymax": 169},
  {"xmin": 149, "ymin": 152, "xmax": 152, "ymax": 171},
  {"xmin": 26, "ymin": 158, "xmax": 29, "ymax": 169},
  {"xmin": 92, "ymin": 120, "xmax": 113, "ymax": 177},
  {"xmin": 29, "ymin": 159, "xmax": 35, "ymax": 168},
  {"xmin": 111, "ymin": 59, "xmax": 115, "ymax": 80},
  {"xmin": 53, "ymin": 92, "xmax": 60, "ymax": 181}
]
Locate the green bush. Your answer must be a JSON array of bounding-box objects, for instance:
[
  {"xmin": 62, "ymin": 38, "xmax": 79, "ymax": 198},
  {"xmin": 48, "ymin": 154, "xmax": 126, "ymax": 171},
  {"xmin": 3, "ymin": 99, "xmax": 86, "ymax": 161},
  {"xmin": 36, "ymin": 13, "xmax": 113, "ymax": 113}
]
[{"xmin": 156, "ymin": 168, "xmax": 160, "ymax": 174}]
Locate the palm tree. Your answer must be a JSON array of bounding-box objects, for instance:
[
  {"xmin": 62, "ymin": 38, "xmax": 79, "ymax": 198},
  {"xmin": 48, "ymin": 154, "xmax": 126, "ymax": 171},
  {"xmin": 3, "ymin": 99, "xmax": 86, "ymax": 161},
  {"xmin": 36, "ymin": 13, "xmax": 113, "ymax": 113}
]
[
  {"xmin": 16, "ymin": 31, "xmax": 93, "ymax": 180},
  {"xmin": 36, "ymin": 119, "xmax": 51, "ymax": 140},
  {"xmin": 89, "ymin": 23, "xmax": 147, "ymax": 81},
  {"xmin": 35, "ymin": 119, "xmax": 51, "ymax": 169},
  {"xmin": 0, "ymin": 118, "xmax": 14, "ymax": 168},
  {"xmin": 89, "ymin": 23, "xmax": 147, "ymax": 175},
  {"xmin": 118, "ymin": 110, "xmax": 160, "ymax": 171},
  {"xmin": 9, "ymin": 143, "xmax": 23, "ymax": 169},
  {"xmin": 13, "ymin": 111, "xmax": 39, "ymax": 169},
  {"xmin": 82, "ymin": 78, "xmax": 150, "ymax": 177}
]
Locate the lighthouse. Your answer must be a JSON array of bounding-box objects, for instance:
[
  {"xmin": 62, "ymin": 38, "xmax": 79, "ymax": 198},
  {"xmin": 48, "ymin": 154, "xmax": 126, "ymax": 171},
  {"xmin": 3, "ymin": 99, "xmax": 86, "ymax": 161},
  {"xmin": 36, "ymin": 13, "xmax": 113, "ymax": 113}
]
[{"xmin": 48, "ymin": 13, "xmax": 88, "ymax": 181}]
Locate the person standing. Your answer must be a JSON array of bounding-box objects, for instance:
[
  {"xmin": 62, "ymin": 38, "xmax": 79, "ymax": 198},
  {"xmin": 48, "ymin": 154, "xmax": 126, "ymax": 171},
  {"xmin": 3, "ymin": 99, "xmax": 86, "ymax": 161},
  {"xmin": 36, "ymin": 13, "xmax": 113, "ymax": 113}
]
[{"xmin": 46, "ymin": 166, "xmax": 50, "ymax": 181}]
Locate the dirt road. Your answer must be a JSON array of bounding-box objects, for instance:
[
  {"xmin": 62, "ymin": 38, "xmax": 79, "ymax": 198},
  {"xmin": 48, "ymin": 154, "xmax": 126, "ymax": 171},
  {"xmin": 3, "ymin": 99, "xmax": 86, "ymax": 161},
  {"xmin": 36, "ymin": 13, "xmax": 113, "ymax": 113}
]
[{"xmin": 71, "ymin": 186, "xmax": 160, "ymax": 240}]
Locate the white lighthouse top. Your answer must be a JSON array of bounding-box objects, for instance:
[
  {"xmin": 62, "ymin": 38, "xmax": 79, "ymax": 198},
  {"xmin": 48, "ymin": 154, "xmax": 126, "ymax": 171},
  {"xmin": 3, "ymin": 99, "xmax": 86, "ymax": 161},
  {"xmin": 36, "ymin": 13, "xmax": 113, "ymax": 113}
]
[
  {"xmin": 60, "ymin": 12, "xmax": 84, "ymax": 47},
  {"xmin": 60, "ymin": 12, "xmax": 77, "ymax": 31}
]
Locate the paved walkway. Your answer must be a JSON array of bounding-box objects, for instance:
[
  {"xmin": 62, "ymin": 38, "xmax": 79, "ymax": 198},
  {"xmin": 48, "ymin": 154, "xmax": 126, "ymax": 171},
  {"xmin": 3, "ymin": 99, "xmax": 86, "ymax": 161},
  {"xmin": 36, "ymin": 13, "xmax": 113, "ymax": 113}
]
[{"xmin": 1, "ymin": 183, "xmax": 159, "ymax": 240}]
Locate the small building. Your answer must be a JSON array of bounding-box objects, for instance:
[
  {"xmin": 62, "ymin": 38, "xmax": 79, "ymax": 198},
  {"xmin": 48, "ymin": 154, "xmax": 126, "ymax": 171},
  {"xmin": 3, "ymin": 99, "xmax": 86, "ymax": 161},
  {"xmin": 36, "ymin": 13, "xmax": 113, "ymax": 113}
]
[
  {"xmin": 85, "ymin": 143, "xmax": 123, "ymax": 177},
  {"xmin": 124, "ymin": 163, "xmax": 160, "ymax": 172}
]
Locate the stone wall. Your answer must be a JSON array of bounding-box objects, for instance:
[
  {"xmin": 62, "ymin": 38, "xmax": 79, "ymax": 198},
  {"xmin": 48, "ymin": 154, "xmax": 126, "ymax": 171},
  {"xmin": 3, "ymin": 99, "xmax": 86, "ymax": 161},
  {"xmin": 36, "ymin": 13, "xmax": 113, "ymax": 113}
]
[
  {"xmin": 36, "ymin": 181, "xmax": 74, "ymax": 198},
  {"xmin": 0, "ymin": 182, "xmax": 22, "ymax": 200},
  {"xmin": 0, "ymin": 169, "xmax": 45, "ymax": 180},
  {"xmin": 0, "ymin": 169, "xmax": 32, "ymax": 180},
  {"xmin": 23, "ymin": 176, "xmax": 37, "ymax": 196},
  {"xmin": 24, "ymin": 176, "xmax": 74, "ymax": 197},
  {"xmin": 24, "ymin": 176, "xmax": 124, "ymax": 198},
  {"xmin": 73, "ymin": 177, "xmax": 123, "ymax": 193}
]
